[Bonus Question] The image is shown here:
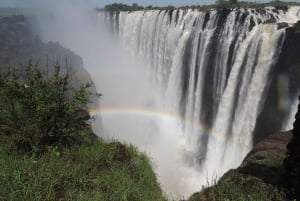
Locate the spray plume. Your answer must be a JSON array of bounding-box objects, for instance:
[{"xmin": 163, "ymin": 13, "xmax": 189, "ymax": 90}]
[{"xmin": 26, "ymin": 0, "xmax": 202, "ymax": 199}]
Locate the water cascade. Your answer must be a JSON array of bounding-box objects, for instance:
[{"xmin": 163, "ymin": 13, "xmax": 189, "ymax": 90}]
[{"xmin": 99, "ymin": 7, "xmax": 300, "ymax": 199}]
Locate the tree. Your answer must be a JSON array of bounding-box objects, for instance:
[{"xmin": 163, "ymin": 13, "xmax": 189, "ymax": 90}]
[
  {"xmin": 146, "ymin": 5, "xmax": 153, "ymax": 9},
  {"xmin": 284, "ymin": 95, "xmax": 300, "ymax": 200},
  {"xmin": 0, "ymin": 62, "xmax": 99, "ymax": 154},
  {"xmin": 230, "ymin": 0, "xmax": 238, "ymax": 4},
  {"xmin": 132, "ymin": 3, "xmax": 138, "ymax": 8},
  {"xmin": 216, "ymin": 0, "xmax": 238, "ymax": 5},
  {"xmin": 103, "ymin": 3, "xmax": 144, "ymax": 12},
  {"xmin": 216, "ymin": 0, "xmax": 227, "ymax": 5}
]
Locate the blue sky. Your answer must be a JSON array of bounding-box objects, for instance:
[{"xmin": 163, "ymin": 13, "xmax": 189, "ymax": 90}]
[{"xmin": 1, "ymin": 0, "xmax": 300, "ymax": 8}]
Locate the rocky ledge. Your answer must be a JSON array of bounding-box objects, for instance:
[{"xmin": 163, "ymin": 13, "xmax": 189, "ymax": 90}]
[
  {"xmin": 242, "ymin": 131, "xmax": 292, "ymax": 167},
  {"xmin": 188, "ymin": 131, "xmax": 293, "ymax": 201}
]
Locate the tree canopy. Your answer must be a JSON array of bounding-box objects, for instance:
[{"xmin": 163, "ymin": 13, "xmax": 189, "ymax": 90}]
[{"xmin": 103, "ymin": 3, "xmax": 144, "ymax": 12}]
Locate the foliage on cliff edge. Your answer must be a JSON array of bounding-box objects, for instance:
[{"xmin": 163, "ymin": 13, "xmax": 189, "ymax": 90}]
[
  {"xmin": 0, "ymin": 62, "xmax": 99, "ymax": 154},
  {"xmin": 0, "ymin": 62, "xmax": 166, "ymax": 200}
]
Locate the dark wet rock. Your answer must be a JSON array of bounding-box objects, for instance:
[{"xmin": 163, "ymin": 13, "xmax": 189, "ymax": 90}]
[
  {"xmin": 242, "ymin": 131, "xmax": 292, "ymax": 167},
  {"xmin": 284, "ymin": 95, "xmax": 300, "ymax": 200},
  {"xmin": 274, "ymin": 5, "xmax": 289, "ymax": 11},
  {"xmin": 264, "ymin": 16, "xmax": 276, "ymax": 24},
  {"xmin": 253, "ymin": 23, "xmax": 300, "ymax": 144},
  {"xmin": 187, "ymin": 131, "xmax": 292, "ymax": 201},
  {"xmin": 277, "ymin": 22, "xmax": 288, "ymax": 30}
]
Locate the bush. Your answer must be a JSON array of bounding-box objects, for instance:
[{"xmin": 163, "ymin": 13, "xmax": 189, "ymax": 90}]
[
  {"xmin": 104, "ymin": 3, "xmax": 144, "ymax": 12},
  {"xmin": 0, "ymin": 62, "xmax": 99, "ymax": 154}
]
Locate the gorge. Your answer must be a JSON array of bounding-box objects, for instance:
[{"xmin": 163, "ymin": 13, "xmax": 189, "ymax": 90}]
[
  {"xmin": 13, "ymin": 2, "xmax": 300, "ymax": 199},
  {"xmin": 98, "ymin": 6, "xmax": 300, "ymax": 199}
]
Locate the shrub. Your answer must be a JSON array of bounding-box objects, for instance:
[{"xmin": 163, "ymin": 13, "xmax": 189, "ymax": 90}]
[
  {"xmin": 0, "ymin": 62, "xmax": 99, "ymax": 154},
  {"xmin": 104, "ymin": 3, "xmax": 144, "ymax": 12}
]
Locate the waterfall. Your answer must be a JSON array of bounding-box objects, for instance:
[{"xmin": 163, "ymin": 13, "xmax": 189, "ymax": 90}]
[
  {"xmin": 100, "ymin": 6, "xmax": 300, "ymax": 199},
  {"xmin": 206, "ymin": 24, "xmax": 285, "ymax": 177}
]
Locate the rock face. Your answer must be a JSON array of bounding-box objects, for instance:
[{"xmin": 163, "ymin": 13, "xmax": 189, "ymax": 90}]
[
  {"xmin": 0, "ymin": 15, "xmax": 80, "ymax": 70},
  {"xmin": 253, "ymin": 25, "xmax": 300, "ymax": 144},
  {"xmin": 242, "ymin": 131, "xmax": 292, "ymax": 167},
  {"xmin": 0, "ymin": 14, "xmax": 98, "ymax": 107},
  {"xmin": 284, "ymin": 95, "xmax": 300, "ymax": 200},
  {"xmin": 188, "ymin": 131, "xmax": 293, "ymax": 201},
  {"xmin": 239, "ymin": 131, "xmax": 292, "ymax": 190}
]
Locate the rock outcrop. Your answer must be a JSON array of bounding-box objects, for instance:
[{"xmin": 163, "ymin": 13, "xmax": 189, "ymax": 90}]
[
  {"xmin": 0, "ymin": 15, "xmax": 80, "ymax": 70},
  {"xmin": 0, "ymin": 14, "xmax": 98, "ymax": 107},
  {"xmin": 253, "ymin": 24, "xmax": 300, "ymax": 144},
  {"xmin": 242, "ymin": 131, "xmax": 292, "ymax": 167},
  {"xmin": 188, "ymin": 131, "xmax": 293, "ymax": 201},
  {"xmin": 284, "ymin": 95, "xmax": 300, "ymax": 200}
]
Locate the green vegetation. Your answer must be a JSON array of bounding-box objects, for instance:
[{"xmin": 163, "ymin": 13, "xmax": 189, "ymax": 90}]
[
  {"xmin": 0, "ymin": 62, "xmax": 99, "ymax": 155},
  {"xmin": 198, "ymin": 0, "xmax": 300, "ymax": 10},
  {"xmin": 99, "ymin": 1, "xmax": 300, "ymax": 12},
  {"xmin": 188, "ymin": 153, "xmax": 288, "ymax": 201},
  {"xmin": 104, "ymin": 3, "xmax": 143, "ymax": 12},
  {"xmin": 97, "ymin": 3, "xmax": 144, "ymax": 12},
  {"xmin": 215, "ymin": 0, "xmax": 238, "ymax": 6},
  {"xmin": 0, "ymin": 140, "xmax": 166, "ymax": 201},
  {"xmin": 97, "ymin": 3, "xmax": 175, "ymax": 12},
  {"xmin": 0, "ymin": 62, "xmax": 166, "ymax": 200}
]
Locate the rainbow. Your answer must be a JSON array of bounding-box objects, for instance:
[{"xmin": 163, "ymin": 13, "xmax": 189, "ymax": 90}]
[
  {"xmin": 89, "ymin": 107, "xmax": 247, "ymax": 153},
  {"xmin": 90, "ymin": 107, "xmax": 188, "ymax": 124},
  {"xmin": 90, "ymin": 107, "xmax": 225, "ymax": 142}
]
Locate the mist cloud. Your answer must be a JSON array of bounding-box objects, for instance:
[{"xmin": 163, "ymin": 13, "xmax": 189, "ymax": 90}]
[{"xmin": 27, "ymin": 1, "xmax": 205, "ymax": 199}]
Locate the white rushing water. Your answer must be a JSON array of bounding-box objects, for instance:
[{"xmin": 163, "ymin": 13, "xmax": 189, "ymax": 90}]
[
  {"xmin": 284, "ymin": 94, "xmax": 299, "ymax": 130},
  {"xmin": 99, "ymin": 6, "xmax": 300, "ymax": 199},
  {"xmin": 30, "ymin": 1, "xmax": 300, "ymax": 199}
]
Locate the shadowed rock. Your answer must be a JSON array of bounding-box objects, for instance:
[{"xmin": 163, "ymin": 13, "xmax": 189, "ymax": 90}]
[
  {"xmin": 284, "ymin": 95, "xmax": 300, "ymax": 200},
  {"xmin": 242, "ymin": 131, "xmax": 293, "ymax": 166}
]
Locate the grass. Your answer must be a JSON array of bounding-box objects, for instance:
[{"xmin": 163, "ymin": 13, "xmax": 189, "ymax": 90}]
[{"xmin": 0, "ymin": 139, "xmax": 166, "ymax": 201}]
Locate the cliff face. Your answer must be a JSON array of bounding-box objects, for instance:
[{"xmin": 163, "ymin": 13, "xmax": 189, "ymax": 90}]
[
  {"xmin": 188, "ymin": 131, "xmax": 293, "ymax": 201},
  {"xmin": 284, "ymin": 95, "xmax": 300, "ymax": 199},
  {"xmin": 0, "ymin": 14, "xmax": 98, "ymax": 106},
  {"xmin": 253, "ymin": 26, "xmax": 300, "ymax": 143},
  {"xmin": 0, "ymin": 15, "xmax": 80, "ymax": 69},
  {"xmin": 188, "ymin": 95, "xmax": 298, "ymax": 199}
]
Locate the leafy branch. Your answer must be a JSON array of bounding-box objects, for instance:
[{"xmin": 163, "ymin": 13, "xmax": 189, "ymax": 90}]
[{"xmin": 0, "ymin": 62, "xmax": 100, "ymax": 154}]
